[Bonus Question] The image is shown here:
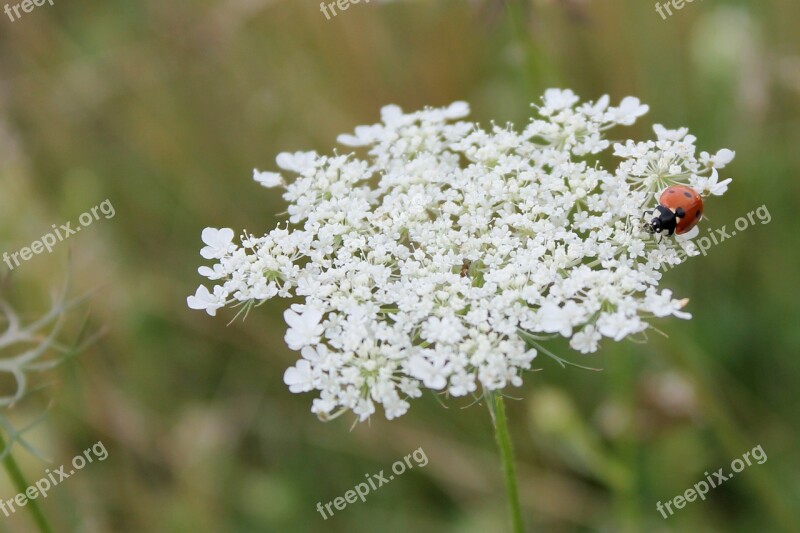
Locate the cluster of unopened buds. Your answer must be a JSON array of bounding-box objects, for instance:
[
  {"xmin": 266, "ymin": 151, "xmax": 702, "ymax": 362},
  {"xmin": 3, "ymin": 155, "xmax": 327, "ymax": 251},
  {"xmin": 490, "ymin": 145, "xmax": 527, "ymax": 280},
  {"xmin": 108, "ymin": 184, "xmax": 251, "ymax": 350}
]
[{"xmin": 188, "ymin": 89, "xmax": 734, "ymax": 422}]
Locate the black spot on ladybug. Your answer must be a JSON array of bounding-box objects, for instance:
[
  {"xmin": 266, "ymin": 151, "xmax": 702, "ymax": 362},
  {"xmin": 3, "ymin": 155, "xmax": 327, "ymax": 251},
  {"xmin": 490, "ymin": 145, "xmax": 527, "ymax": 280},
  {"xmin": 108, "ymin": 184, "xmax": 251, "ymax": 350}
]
[
  {"xmin": 696, "ymin": 210, "xmax": 701, "ymax": 218},
  {"xmin": 683, "ymin": 191, "xmax": 692, "ymax": 198},
  {"xmin": 668, "ymin": 189, "xmax": 675, "ymax": 193}
]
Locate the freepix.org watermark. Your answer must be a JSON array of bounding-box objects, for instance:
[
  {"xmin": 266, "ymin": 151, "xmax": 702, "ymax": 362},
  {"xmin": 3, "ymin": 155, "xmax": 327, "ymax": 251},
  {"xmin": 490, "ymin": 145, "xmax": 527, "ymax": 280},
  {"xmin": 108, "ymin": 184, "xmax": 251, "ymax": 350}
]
[
  {"xmin": 654, "ymin": 0, "xmax": 699, "ymax": 20},
  {"xmin": 316, "ymin": 447, "xmax": 428, "ymax": 520},
  {"xmin": 3, "ymin": 0, "xmax": 54, "ymax": 22},
  {"xmin": 319, "ymin": 0, "xmax": 370, "ymax": 20},
  {"xmin": 656, "ymin": 444, "xmax": 767, "ymax": 519},
  {"xmin": 3, "ymin": 199, "xmax": 115, "ymax": 271},
  {"xmin": 1, "ymin": 441, "xmax": 108, "ymax": 518},
  {"xmin": 661, "ymin": 204, "xmax": 771, "ymax": 271}
]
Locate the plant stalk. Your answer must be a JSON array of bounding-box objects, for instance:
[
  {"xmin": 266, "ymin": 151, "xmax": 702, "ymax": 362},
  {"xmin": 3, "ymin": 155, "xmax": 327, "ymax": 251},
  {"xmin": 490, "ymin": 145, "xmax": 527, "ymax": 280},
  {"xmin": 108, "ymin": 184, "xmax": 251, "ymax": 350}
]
[
  {"xmin": 0, "ymin": 434, "xmax": 54, "ymax": 533},
  {"xmin": 489, "ymin": 391, "xmax": 525, "ymax": 533}
]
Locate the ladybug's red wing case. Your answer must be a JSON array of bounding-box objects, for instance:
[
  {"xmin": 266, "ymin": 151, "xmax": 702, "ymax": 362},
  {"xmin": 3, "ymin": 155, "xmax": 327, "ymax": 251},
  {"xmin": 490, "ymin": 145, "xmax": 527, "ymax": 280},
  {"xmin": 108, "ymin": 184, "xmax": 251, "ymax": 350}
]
[{"xmin": 659, "ymin": 185, "xmax": 703, "ymax": 235}]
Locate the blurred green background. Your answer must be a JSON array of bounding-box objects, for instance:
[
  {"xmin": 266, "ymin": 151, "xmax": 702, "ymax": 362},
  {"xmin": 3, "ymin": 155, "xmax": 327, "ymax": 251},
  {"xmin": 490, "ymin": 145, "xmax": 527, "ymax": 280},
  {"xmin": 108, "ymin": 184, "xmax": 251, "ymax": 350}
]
[{"xmin": 1, "ymin": 0, "xmax": 799, "ymax": 531}]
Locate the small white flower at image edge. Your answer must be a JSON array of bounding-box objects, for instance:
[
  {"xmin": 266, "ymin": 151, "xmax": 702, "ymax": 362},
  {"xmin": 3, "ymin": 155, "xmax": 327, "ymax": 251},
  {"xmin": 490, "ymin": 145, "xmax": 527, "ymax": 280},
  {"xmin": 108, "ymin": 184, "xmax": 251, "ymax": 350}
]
[
  {"xmin": 253, "ymin": 169, "xmax": 283, "ymax": 188},
  {"xmin": 200, "ymin": 227, "xmax": 235, "ymax": 260},
  {"xmin": 283, "ymin": 307, "xmax": 324, "ymax": 350},
  {"xmin": 187, "ymin": 285, "xmax": 225, "ymax": 316},
  {"xmin": 608, "ymin": 96, "xmax": 649, "ymax": 125},
  {"xmin": 541, "ymin": 88, "xmax": 580, "ymax": 112},
  {"xmin": 700, "ymin": 148, "xmax": 736, "ymax": 168},
  {"xmin": 284, "ymin": 360, "xmax": 315, "ymax": 393},
  {"xmin": 653, "ymin": 124, "xmax": 689, "ymax": 142}
]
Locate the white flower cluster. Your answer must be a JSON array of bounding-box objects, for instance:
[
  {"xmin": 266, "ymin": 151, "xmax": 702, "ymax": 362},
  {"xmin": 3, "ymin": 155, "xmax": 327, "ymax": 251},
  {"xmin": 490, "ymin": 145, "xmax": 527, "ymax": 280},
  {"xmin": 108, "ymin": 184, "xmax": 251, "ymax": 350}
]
[{"xmin": 188, "ymin": 89, "xmax": 734, "ymax": 421}]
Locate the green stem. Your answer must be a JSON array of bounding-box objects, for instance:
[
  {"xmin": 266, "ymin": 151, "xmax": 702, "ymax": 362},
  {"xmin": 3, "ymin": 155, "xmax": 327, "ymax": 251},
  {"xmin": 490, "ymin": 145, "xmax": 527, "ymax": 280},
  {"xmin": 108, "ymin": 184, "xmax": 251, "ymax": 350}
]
[
  {"xmin": 0, "ymin": 434, "xmax": 54, "ymax": 533},
  {"xmin": 489, "ymin": 392, "xmax": 525, "ymax": 533}
]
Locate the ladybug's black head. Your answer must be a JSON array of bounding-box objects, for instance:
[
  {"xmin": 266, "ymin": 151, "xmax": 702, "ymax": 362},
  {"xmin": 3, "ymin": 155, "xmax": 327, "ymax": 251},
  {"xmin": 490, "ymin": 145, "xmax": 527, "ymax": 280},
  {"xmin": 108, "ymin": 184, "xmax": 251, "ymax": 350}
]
[
  {"xmin": 646, "ymin": 205, "xmax": 678, "ymax": 236},
  {"xmin": 648, "ymin": 218, "xmax": 662, "ymax": 234}
]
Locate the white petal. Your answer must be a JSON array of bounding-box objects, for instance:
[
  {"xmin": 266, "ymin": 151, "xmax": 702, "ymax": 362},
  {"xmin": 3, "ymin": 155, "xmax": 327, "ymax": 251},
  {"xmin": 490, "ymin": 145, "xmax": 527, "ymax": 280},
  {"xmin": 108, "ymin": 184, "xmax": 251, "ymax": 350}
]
[
  {"xmin": 444, "ymin": 101, "xmax": 470, "ymax": 119},
  {"xmin": 253, "ymin": 169, "xmax": 283, "ymax": 187},
  {"xmin": 712, "ymin": 149, "xmax": 735, "ymax": 168},
  {"xmin": 283, "ymin": 360, "xmax": 314, "ymax": 393}
]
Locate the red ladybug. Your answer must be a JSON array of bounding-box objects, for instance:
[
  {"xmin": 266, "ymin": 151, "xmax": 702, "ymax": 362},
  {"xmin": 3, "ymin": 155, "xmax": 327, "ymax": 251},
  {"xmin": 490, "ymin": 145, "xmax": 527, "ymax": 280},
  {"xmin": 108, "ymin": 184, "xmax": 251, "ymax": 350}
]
[{"xmin": 645, "ymin": 185, "xmax": 703, "ymax": 236}]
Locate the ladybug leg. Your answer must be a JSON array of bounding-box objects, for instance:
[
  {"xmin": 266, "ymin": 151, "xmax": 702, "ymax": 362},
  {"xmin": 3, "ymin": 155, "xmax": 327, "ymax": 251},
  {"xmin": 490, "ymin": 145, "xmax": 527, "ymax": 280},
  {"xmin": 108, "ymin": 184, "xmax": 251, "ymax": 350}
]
[{"xmin": 641, "ymin": 210, "xmax": 655, "ymax": 233}]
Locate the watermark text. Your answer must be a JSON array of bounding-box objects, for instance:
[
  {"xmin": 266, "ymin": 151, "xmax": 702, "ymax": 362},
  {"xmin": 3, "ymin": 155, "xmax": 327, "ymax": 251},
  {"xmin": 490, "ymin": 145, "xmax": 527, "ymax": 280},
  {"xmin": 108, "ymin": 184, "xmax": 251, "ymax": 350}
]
[
  {"xmin": 3, "ymin": 199, "xmax": 115, "ymax": 271},
  {"xmin": 317, "ymin": 447, "xmax": 428, "ymax": 519},
  {"xmin": 1, "ymin": 441, "xmax": 108, "ymax": 518},
  {"xmin": 656, "ymin": 444, "xmax": 767, "ymax": 519}
]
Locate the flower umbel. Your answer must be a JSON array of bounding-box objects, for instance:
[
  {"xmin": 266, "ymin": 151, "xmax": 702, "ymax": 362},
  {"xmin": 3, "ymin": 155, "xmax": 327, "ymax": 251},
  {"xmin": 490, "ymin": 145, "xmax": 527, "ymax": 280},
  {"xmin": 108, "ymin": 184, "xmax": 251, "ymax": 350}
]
[{"xmin": 188, "ymin": 90, "xmax": 733, "ymax": 421}]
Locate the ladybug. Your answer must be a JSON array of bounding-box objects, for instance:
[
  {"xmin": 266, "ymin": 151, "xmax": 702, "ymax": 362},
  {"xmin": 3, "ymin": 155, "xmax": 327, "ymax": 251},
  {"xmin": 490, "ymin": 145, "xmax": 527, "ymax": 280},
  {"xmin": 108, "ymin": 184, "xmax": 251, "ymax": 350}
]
[{"xmin": 645, "ymin": 185, "xmax": 703, "ymax": 236}]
